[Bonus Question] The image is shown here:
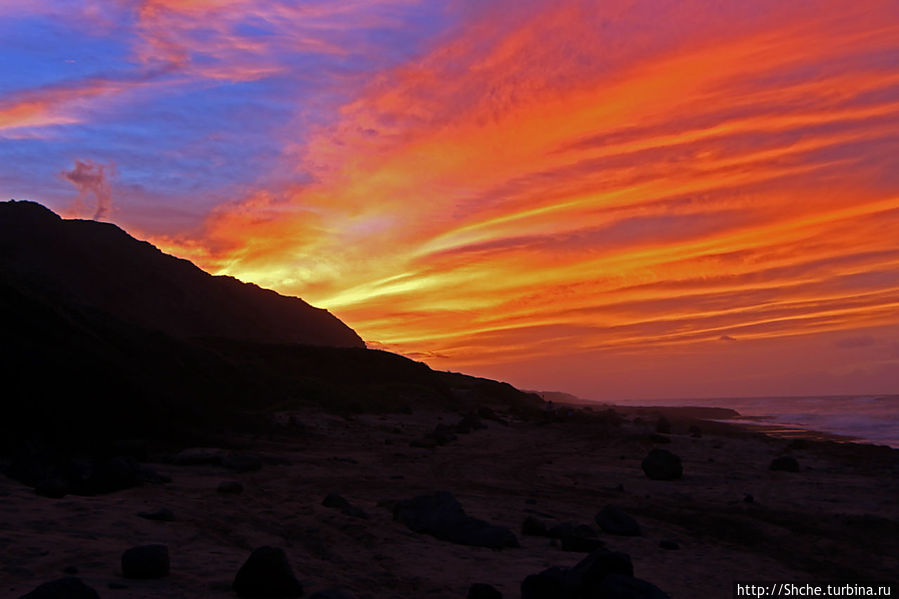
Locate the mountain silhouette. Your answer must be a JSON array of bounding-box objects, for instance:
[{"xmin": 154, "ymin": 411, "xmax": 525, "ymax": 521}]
[
  {"xmin": 0, "ymin": 201, "xmax": 540, "ymax": 449},
  {"xmin": 0, "ymin": 200, "xmax": 363, "ymax": 348}
]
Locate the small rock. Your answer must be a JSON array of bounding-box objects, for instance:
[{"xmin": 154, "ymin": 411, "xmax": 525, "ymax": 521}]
[
  {"xmin": 173, "ymin": 448, "xmax": 227, "ymax": 465},
  {"xmin": 107, "ymin": 582, "xmax": 129, "ymax": 589},
  {"xmin": 468, "ymin": 582, "xmax": 503, "ymax": 599},
  {"xmin": 322, "ymin": 494, "xmax": 368, "ymax": 519},
  {"xmin": 595, "ymin": 506, "xmax": 641, "ymax": 536},
  {"xmin": 688, "ymin": 425, "xmax": 702, "ymax": 438},
  {"xmin": 217, "ymin": 481, "xmax": 244, "ymax": 494},
  {"xmin": 222, "ymin": 454, "xmax": 263, "ymax": 472},
  {"xmin": 641, "ymin": 448, "xmax": 683, "ymax": 480},
  {"xmin": 19, "ymin": 577, "xmax": 100, "ymax": 599},
  {"xmin": 137, "ymin": 508, "xmax": 175, "ymax": 521},
  {"xmin": 655, "ymin": 417, "xmax": 671, "ymax": 434},
  {"xmin": 121, "ymin": 544, "xmax": 169, "ymax": 579},
  {"xmin": 769, "ymin": 456, "xmax": 800, "ymax": 472},
  {"xmin": 233, "ymin": 546, "xmax": 303, "ymax": 598},
  {"xmin": 322, "ymin": 493, "xmax": 351, "ymax": 509},
  {"xmin": 648, "ymin": 433, "xmax": 671, "ymax": 444},
  {"xmin": 62, "ymin": 566, "xmax": 78, "ymax": 575},
  {"xmin": 743, "ymin": 494, "xmax": 754, "ymax": 504},
  {"xmin": 521, "ymin": 516, "xmax": 548, "ymax": 536},
  {"xmin": 659, "ymin": 540, "xmax": 679, "ymax": 550}
]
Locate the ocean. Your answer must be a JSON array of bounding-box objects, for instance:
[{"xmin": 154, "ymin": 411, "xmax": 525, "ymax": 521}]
[{"xmin": 609, "ymin": 394, "xmax": 899, "ymax": 448}]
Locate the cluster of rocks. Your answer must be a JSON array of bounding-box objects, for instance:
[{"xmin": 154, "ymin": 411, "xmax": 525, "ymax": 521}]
[
  {"xmin": 3, "ymin": 446, "xmax": 168, "ymax": 499},
  {"xmin": 19, "ymin": 545, "xmax": 355, "ymax": 599},
  {"xmin": 521, "ymin": 548, "xmax": 670, "ymax": 599}
]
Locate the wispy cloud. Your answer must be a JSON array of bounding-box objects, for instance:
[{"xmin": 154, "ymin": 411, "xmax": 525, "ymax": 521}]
[{"xmin": 3, "ymin": 0, "xmax": 898, "ymax": 397}]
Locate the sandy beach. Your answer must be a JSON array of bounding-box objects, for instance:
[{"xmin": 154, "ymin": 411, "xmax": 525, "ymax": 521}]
[{"xmin": 3, "ymin": 404, "xmax": 897, "ymax": 599}]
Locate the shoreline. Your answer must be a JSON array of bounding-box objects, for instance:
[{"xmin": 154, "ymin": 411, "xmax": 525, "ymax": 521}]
[{"xmin": 564, "ymin": 400, "xmax": 898, "ymax": 450}]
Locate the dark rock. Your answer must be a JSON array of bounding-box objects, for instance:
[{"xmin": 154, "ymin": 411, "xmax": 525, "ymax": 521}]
[
  {"xmin": 743, "ymin": 493, "xmax": 754, "ymax": 504},
  {"xmin": 63, "ymin": 566, "xmax": 79, "ymax": 575},
  {"xmin": 107, "ymin": 581, "xmax": 128, "ymax": 589},
  {"xmin": 521, "ymin": 566, "xmax": 577, "ymax": 599},
  {"xmin": 648, "ymin": 433, "xmax": 671, "ymax": 444},
  {"xmin": 770, "ymin": 456, "xmax": 800, "ymax": 472},
  {"xmin": 659, "ymin": 540, "xmax": 679, "ymax": 550},
  {"xmin": 233, "ymin": 546, "xmax": 303, "ymax": 598},
  {"xmin": 454, "ymin": 413, "xmax": 485, "ymax": 434},
  {"xmin": 137, "ymin": 508, "xmax": 175, "ymax": 521},
  {"xmin": 393, "ymin": 491, "xmax": 519, "ymax": 548},
  {"xmin": 641, "ymin": 449, "xmax": 683, "ymax": 480},
  {"xmin": 222, "ymin": 454, "xmax": 263, "ymax": 472},
  {"xmin": 429, "ymin": 424, "xmax": 458, "ymax": 445},
  {"xmin": 322, "ymin": 494, "xmax": 368, "ymax": 519},
  {"xmin": 468, "ymin": 582, "xmax": 503, "ymax": 599},
  {"xmin": 595, "ymin": 506, "xmax": 641, "ymax": 536},
  {"xmin": 521, "ymin": 516, "xmax": 548, "ymax": 536},
  {"xmin": 121, "ymin": 544, "xmax": 169, "ymax": 579},
  {"xmin": 570, "ymin": 549, "xmax": 634, "ymax": 596},
  {"xmin": 217, "ymin": 481, "xmax": 244, "ymax": 494},
  {"xmin": 477, "ymin": 406, "xmax": 508, "ymax": 425},
  {"xmin": 655, "ymin": 417, "xmax": 671, "ymax": 434},
  {"xmin": 598, "ymin": 573, "xmax": 671, "ymax": 598},
  {"xmin": 173, "ymin": 448, "xmax": 227, "ymax": 465},
  {"xmin": 322, "ymin": 493, "xmax": 351, "ymax": 509},
  {"xmin": 19, "ymin": 577, "xmax": 100, "ymax": 599},
  {"xmin": 560, "ymin": 536, "xmax": 606, "ymax": 552},
  {"xmin": 688, "ymin": 425, "xmax": 702, "ymax": 438},
  {"xmin": 35, "ymin": 477, "xmax": 68, "ymax": 499}
]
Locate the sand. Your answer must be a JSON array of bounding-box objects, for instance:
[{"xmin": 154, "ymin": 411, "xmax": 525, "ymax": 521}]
[{"xmin": 2, "ymin": 406, "xmax": 898, "ymax": 598}]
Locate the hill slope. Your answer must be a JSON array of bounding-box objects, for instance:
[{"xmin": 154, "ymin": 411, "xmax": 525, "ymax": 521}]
[
  {"xmin": 0, "ymin": 201, "xmax": 541, "ymax": 448},
  {"xmin": 0, "ymin": 200, "xmax": 364, "ymax": 348}
]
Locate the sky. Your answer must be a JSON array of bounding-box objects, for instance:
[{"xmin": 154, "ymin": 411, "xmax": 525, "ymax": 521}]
[{"xmin": 2, "ymin": 0, "xmax": 899, "ymax": 401}]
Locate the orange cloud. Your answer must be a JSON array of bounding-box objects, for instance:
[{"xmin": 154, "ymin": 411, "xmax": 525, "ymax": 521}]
[{"xmin": 151, "ymin": 0, "xmax": 899, "ymax": 397}]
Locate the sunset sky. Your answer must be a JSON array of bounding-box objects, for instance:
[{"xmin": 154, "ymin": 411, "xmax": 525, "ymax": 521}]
[{"xmin": 3, "ymin": 0, "xmax": 898, "ymax": 400}]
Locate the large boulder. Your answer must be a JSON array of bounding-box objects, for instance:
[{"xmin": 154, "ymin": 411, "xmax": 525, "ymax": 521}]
[
  {"xmin": 521, "ymin": 566, "xmax": 577, "ymax": 599},
  {"xmin": 19, "ymin": 577, "xmax": 100, "ymax": 599},
  {"xmin": 641, "ymin": 449, "xmax": 683, "ymax": 480},
  {"xmin": 121, "ymin": 544, "xmax": 169, "ymax": 579},
  {"xmin": 569, "ymin": 548, "xmax": 634, "ymax": 595},
  {"xmin": 393, "ymin": 491, "xmax": 519, "ymax": 549},
  {"xmin": 595, "ymin": 506, "xmax": 641, "ymax": 536},
  {"xmin": 233, "ymin": 546, "xmax": 303, "ymax": 598}
]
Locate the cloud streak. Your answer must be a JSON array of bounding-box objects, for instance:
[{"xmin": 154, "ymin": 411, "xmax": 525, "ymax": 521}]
[{"xmin": 3, "ymin": 0, "xmax": 898, "ymax": 398}]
